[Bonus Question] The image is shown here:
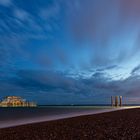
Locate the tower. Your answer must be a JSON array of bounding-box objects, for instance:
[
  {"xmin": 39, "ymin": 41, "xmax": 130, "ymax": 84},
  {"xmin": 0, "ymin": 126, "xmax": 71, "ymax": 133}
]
[
  {"xmin": 115, "ymin": 96, "xmax": 119, "ymax": 107},
  {"xmin": 119, "ymin": 96, "xmax": 122, "ymax": 107}
]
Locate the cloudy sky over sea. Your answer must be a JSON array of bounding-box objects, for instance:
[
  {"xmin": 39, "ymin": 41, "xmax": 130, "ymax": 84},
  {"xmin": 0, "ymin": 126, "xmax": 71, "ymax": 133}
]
[{"xmin": 0, "ymin": 0, "xmax": 140, "ymax": 104}]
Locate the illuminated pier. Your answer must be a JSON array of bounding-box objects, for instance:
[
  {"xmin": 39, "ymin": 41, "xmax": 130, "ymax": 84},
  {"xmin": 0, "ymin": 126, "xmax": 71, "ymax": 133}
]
[{"xmin": 0, "ymin": 96, "xmax": 37, "ymax": 107}]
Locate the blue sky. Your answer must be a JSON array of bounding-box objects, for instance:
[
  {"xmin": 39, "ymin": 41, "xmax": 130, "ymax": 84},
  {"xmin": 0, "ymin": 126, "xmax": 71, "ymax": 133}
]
[{"xmin": 0, "ymin": 0, "xmax": 140, "ymax": 104}]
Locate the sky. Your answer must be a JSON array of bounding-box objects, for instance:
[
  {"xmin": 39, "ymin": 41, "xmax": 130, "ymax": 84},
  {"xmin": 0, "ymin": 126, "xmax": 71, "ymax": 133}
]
[{"xmin": 0, "ymin": 0, "xmax": 140, "ymax": 105}]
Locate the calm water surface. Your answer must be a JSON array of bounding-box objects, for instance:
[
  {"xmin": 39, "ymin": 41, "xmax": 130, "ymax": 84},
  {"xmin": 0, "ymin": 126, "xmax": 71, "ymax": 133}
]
[{"xmin": 0, "ymin": 106, "xmax": 112, "ymax": 121}]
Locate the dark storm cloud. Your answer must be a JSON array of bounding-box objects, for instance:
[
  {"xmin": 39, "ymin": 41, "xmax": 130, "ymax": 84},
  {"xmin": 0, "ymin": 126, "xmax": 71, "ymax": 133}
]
[
  {"xmin": 16, "ymin": 70, "xmax": 76, "ymax": 90},
  {"xmin": 119, "ymin": 75, "xmax": 140, "ymax": 98},
  {"xmin": 0, "ymin": 68, "xmax": 140, "ymax": 104}
]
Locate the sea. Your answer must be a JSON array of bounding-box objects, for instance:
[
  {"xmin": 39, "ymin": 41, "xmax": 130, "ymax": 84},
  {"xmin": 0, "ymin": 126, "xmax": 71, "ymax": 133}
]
[{"xmin": 0, "ymin": 105, "xmax": 139, "ymax": 128}]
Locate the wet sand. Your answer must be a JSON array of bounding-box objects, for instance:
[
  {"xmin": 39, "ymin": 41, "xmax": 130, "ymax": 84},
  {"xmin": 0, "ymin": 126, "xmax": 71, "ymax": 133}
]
[{"xmin": 0, "ymin": 108, "xmax": 140, "ymax": 140}]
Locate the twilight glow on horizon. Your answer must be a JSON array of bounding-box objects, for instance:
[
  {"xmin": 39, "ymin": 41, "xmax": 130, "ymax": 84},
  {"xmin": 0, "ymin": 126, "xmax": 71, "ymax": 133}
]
[{"xmin": 0, "ymin": 0, "xmax": 140, "ymax": 105}]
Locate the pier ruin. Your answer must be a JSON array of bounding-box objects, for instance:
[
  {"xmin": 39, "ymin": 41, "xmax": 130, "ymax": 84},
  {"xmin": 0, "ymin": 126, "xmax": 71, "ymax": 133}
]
[
  {"xmin": 111, "ymin": 96, "xmax": 122, "ymax": 107},
  {"xmin": 0, "ymin": 96, "xmax": 37, "ymax": 107}
]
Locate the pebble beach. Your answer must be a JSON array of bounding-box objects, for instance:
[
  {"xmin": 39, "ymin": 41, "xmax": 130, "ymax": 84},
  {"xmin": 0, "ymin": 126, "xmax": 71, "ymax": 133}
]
[{"xmin": 0, "ymin": 108, "xmax": 140, "ymax": 140}]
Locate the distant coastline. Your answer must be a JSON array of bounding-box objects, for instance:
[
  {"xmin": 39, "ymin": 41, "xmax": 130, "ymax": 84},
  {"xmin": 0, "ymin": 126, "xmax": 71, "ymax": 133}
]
[{"xmin": 38, "ymin": 104, "xmax": 140, "ymax": 106}]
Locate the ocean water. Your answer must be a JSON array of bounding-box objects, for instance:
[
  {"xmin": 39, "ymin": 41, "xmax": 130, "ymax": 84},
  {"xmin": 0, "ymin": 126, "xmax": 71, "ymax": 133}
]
[
  {"xmin": 0, "ymin": 106, "xmax": 132, "ymax": 128},
  {"xmin": 0, "ymin": 106, "xmax": 111, "ymax": 121}
]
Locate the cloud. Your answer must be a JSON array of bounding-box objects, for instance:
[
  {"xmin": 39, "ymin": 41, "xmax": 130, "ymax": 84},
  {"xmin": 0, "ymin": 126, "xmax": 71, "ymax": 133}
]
[
  {"xmin": 65, "ymin": 0, "xmax": 118, "ymax": 41},
  {"xmin": 0, "ymin": 69, "xmax": 139, "ymax": 104},
  {"xmin": 40, "ymin": 1, "xmax": 60, "ymax": 20},
  {"xmin": 0, "ymin": 0, "xmax": 12, "ymax": 7},
  {"xmin": 96, "ymin": 65, "xmax": 117, "ymax": 72},
  {"xmin": 65, "ymin": 0, "xmax": 140, "ymax": 41},
  {"xmin": 64, "ymin": 0, "xmax": 140, "ymax": 67},
  {"xmin": 1, "ymin": 1, "xmax": 140, "ymax": 104},
  {"xmin": 14, "ymin": 8, "xmax": 29, "ymax": 21},
  {"xmin": 131, "ymin": 64, "xmax": 140, "ymax": 75}
]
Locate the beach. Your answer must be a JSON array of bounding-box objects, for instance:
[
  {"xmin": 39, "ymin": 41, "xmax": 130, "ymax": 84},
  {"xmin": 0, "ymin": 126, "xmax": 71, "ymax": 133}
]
[
  {"xmin": 0, "ymin": 106, "xmax": 124, "ymax": 129},
  {"xmin": 0, "ymin": 108, "xmax": 140, "ymax": 140}
]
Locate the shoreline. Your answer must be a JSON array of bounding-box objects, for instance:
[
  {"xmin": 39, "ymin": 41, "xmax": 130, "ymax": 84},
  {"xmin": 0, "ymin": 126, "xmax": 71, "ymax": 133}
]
[
  {"xmin": 0, "ymin": 108, "xmax": 140, "ymax": 140},
  {"xmin": 0, "ymin": 106, "xmax": 139, "ymax": 129}
]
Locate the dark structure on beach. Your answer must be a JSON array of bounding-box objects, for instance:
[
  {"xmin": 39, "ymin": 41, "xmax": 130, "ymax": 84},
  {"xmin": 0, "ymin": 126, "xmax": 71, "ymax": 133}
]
[
  {"xmin": 119, "ymin": 96, "xmax": 122, "ymax": 106},
  {"xmin": 111, "ymin": 96, "xmax": 122, "ymax": 107}
]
